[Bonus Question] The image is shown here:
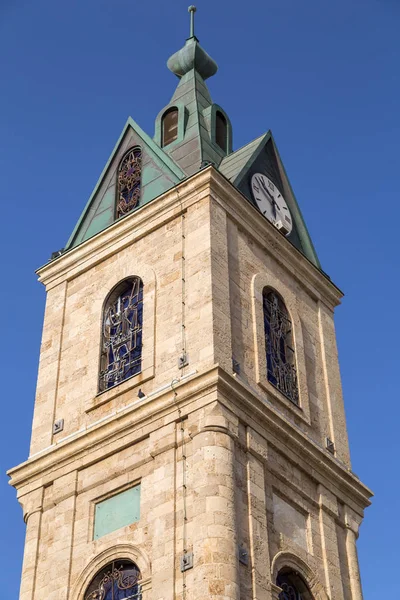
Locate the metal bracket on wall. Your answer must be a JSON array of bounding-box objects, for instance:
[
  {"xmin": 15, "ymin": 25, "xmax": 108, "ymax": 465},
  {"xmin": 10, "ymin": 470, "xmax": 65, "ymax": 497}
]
[
  {"xmin": 180, "ymin": 552, "xmax": 193, "ymax": 572},
  {"xmin": 178, "ymin": 353, "xmax": 189, "ymax": 369},
  {"xmin": 326, "ymin": 437, "xmax": 335, "ymax": 455},
  {"xmin": 238, "ymin": 546, "xmax": 249, "ymax": 566},
  {"xmin": 53, "ymin": 419, "xmax": 64, "ymax": 435}
]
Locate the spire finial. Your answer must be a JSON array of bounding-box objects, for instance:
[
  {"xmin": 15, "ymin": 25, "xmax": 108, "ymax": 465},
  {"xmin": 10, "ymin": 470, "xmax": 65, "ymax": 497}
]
[
  {"xmin": 188, "ymin": 5, "xmax": 196, "ymax": 39},
  {"xmin": 167, "ymin": 5, "xmax": 217, "ymax": 80}
]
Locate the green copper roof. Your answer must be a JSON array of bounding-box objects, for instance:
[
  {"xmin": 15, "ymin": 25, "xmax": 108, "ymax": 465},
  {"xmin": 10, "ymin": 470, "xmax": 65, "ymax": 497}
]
[
  {"xmin": 154, "ymin": 6, "xmax": 232, "ymax": 175},
  {"xmin": 61, "ymin": 6, "xmax": 320, "ymax": 272},
  {"xmin": 218, "ymin": 131, "xmax": 320, "ymax": 269},
  {"xmin": 65, "ymin": 117, "xmax": 186, "ymax": 250},
  {"xmin": 167, "ymin": 5, "xmax": 217, "ymax": 81},
  {"xmin": 167, "ymin": 37, "xmax": 218, "ymax": 81},
  {"xmin": 156, "ymin": 69, "xmax": 231, "ymax": 175},
  {"xmin": 219, "ymin": 133, "xmax": 268, "ymax": 182}
]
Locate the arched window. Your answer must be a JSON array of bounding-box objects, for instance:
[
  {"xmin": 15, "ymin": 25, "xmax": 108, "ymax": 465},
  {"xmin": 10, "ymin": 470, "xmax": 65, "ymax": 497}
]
[
  {"xmin": 263, "ymin": 288, "xmax": 299, "ymax": 405},
  {"xmin": 116, "ymin": 147, "xmax": 142, "ymax": 219},
  {"xmin": 99, "ymin": 277, "xmax": 143, "ymax": 392},
  {"xmin": 215, "ymin": 111, "xmax": 227, "ymax": 152},
  {"xmin": 277, "ymin": 570, "xmax": 314, "ymax": 600},
  {"xmin": 85, "ymin": 560, "xmax": 141, "ymax": 600},
  {"xmin": 161, "ymin": 108, "xmax": 178, "ymax": 147}
]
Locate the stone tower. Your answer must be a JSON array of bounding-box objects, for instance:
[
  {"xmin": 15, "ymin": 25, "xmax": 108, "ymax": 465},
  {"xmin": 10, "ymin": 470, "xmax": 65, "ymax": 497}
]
[{"xmin": 9, "ymin": 8, "xmax": 372, "ymax": 600}]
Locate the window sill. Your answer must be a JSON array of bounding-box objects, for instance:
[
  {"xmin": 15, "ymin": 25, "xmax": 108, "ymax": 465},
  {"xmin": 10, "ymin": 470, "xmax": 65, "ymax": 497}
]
[
  {"xmin": 258, "ymin": 378, "xmax": 311, "ymax": 427},
  {"xmin": 85, "ymin": 366, "xmax": 155, "ymax": 413}
]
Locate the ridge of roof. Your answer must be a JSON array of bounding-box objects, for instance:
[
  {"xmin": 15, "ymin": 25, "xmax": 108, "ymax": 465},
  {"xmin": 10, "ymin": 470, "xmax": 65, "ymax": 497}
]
[{"xmin": 218, "ymin": 132, "xmax": 270, "ymax": 183}]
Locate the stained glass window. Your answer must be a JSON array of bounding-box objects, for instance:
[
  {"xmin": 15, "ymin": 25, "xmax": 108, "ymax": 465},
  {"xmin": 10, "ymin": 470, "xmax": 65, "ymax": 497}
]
[
  {"xmin": 85, "ymin": 560, "xmax": 141, "ymax": 600},
  {"xmin": 277, "ymin": 571, "xmax": 313, "ymax": 600},
  {"xmin": 263, "ymin": 289, "xmax": 299, "ymax": 405},
  {"xmin": 161, "ymin": 108, "xmax": 178, "ymax": 147},
  {"xmin": 215, "ymin": 111, "xmax": 227, "ymax": 151},
  {"xmin": 99, "ymin": 278, "xmax": 143, "ymax": 392},
  {"xmin": 116, "ymin": 147, "xmax": 142, "ymax": 219}
]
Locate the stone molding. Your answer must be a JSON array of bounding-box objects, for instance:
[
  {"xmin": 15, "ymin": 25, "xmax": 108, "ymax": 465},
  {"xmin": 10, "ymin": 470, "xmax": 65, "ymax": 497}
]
[
  {"xmin": 86, "ymin": 263, "xmax": 156, "ymax": 412},
  {"xmin": 37, "ymin": 167, "xmax": 342, "ymax": 311},
  {"xmin": 71, "ymin": 543, "xmax": 151, "ymax": 600},
  {"xmin": 271, "ymin": 551, "xmax": 330, "ymax": 600},
  {"xmin": 9, "ymin": 366, "xmax": 371, "ymax": 511},
  {"xmin": 251, "ymin": 271, "xmax": 311, "ymax": 425},
  {"xmin": 208, "ymin": 168, "xmax": 342, "ymax": 309}
]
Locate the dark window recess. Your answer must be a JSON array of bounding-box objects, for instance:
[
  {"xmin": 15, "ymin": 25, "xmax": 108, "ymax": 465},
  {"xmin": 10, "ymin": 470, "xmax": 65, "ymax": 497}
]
[
  {"xmin": 116, "ymin": 147, "xmax": 142, "ymax": 219},
  {"xmin": 215, "ymin": 111, "xmax": 227, "ymax": 151},
  {"xmin": 162, "ymin": 108, "xmax": 179, "ymax": 147},
  {"xmin": 263, "ymin": 289, "xmax": 299, "ymax": 405},
  {"xmin": 85, "ymin": 560, "xmax": 141, "ymax": 600},
  {"xmin": 99, "ymin": 277, "xmax": 143, "ymax": 392},
  {"xmin": 277, "ymin": 570, "xmax": 314, "ymax": 600}
]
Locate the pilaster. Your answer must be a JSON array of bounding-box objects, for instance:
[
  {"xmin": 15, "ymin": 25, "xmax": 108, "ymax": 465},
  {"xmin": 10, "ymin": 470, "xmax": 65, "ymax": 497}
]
[
  {"xmin": 345, "ymin": 506, "xmax": 364, "ymax": 600},
  {"xmin": 18, "ymin": 487, "xmax": 44, "ymax": 600},
  {"xmin": 191, "ymin": 404, "xmax": 240, "ymax": 600},
  {"xmin": 246, "ymin": 427, "xmax": 271, "ymax": 600},
  {"xmin": 318, "ymin": 484, "xmax": 345, "ymax": 600}
]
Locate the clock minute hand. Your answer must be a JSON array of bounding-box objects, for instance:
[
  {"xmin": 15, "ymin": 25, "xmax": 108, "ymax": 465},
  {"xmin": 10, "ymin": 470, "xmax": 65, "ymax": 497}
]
[
  {"xmin": 259, "ymin": 177, "xmax": 272, "ymax": 200},
  {"xmin": 256, "ymin": 176, "xmax": 270, "ymax": 200},
  {"xmin": 259, "ymin": 179, "xmax": 282, "ymax": 219}
]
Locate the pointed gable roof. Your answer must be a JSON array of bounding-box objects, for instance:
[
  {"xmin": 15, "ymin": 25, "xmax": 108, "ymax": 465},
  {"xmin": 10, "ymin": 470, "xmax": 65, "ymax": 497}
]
[
  {"xmin": 218, "ymin": 131, "xmax": 320, "ymax": 269},
  {"xmin": 219, "ymin": 133, "xmax": 268, "ymax": 183},
  {"xmin": 62, "ymin": 6, "xmax": 320, "ymax": 272},
  {"xmin": 65, "ymin": 117, "xmax": 186, "ymax": 250}
]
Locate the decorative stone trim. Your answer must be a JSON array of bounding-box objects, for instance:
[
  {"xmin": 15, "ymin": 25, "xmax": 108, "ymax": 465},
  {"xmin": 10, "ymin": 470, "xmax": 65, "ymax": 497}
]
[
  {"xmin": 251, "ymin": 272, "xmax": 311, "ymax": 425},
  {"xmin": 271, "ymin": 551, "xmax": 329, "ymax": 600},
  {"xmin": 85, "ymin": 263, "xmax": 156, "ymax": 412},
  {"xmin": 72, "ymin": 543, "xmax": 151, "ymax": 600}
]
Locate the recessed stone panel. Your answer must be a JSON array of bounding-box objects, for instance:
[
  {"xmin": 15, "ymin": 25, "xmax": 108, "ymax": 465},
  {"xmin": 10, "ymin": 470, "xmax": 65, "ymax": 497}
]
[{"xmin": 273, "ymin": 493, "xmax": 308, "ymax": 551}]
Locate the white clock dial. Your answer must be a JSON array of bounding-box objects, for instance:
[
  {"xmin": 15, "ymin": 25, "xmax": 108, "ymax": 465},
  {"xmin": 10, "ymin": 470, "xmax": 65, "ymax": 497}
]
[{"xmin": 251, "ymin": 173, "xmax": 293, "ymax": 235}]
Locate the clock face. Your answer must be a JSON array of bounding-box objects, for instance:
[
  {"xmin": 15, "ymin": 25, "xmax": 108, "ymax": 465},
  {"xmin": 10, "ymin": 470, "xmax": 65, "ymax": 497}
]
[{"xmin": 251, "ymin": 173, "xmax": 293, "ymax": 235}]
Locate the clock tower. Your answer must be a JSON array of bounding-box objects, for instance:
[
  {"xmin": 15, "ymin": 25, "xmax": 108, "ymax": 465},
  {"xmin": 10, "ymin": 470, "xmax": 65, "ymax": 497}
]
[{"xmin": 9, "ymin": 7, "xmax": 371, "ymax": 600}]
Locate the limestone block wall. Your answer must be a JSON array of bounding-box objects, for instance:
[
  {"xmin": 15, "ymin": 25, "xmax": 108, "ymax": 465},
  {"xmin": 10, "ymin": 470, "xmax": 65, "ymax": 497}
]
[
  {"xmin": 12, "ymin": 169, "xmax": 370, "ymax": 600},
  {"xmin": 223, "ymin": 215, "xmax": 351, "ymax": 466},
  {"xmin": 16, "ymin": 390, "xmax": 367, "ymax": 600},
  {"xmin": 29, "ymin": 190, "xmax": 218, "ymax": 457}
]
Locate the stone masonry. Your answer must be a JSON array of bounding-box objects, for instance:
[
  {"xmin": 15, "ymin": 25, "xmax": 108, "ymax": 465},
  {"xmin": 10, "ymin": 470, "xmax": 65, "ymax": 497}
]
[{"xmin": 8, "ymin": 166, "xmax": 372, "ymax": 600}]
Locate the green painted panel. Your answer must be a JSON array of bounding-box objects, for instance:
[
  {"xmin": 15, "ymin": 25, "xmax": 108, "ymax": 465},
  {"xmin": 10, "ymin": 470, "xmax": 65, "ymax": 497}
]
[
  {"xmin": 141, "ymin": 176, "xmax": 175, "ymax": 206},
  {"xmin": 142, "ymin": 164, "xmax": 162, "ymax": 187},
  {"xmin": 94, "ymin": 484, "xmax": 141, "ymax": 540},
  {"xmin": 83, "ymin": 208, "xmax": 114, "ymax": 241}
]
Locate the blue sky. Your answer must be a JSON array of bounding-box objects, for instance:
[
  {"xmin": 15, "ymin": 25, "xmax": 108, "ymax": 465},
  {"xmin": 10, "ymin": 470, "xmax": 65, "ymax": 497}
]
[{"xmin": 1, "ymin": 0, "xmax": 398, "ymax": 597}]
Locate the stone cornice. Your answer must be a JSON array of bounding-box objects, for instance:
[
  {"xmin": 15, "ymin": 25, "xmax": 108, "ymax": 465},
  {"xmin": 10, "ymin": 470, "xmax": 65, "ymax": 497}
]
[
  {"xmin": 7, "ymin": 367, "xmax": 219, "ymax": 491},
  {"xmin": 37, "ymin": 167, "xmax": 342, "ymax": 309},
  {"xmin": 216, "ymin": 368, "xmax": 372, "ymax": 511},
  {"xmin": 8, "ymin": 366, "xmax": 371, "ymax": 512},
  {"xmin": 36, "ymin": 169, "xmax": 212, "ymax": 290},
  {"xmin": 207, "ymin": 168, "xmax": 342, "ymax": 309}
]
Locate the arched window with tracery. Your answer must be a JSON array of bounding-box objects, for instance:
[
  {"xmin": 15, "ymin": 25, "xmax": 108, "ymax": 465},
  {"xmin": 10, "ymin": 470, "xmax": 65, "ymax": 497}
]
[
  {"xmin": 161, "ymin": 108, "xmax": 178, "ymax": 147},
  {"xmin": 85, "ymin": 560, "xmax": 141, "ymax": 600},
  {"xmin": 263, "ymin": 288, "xmax": 299, "ymax": 405},
  {"xmin": 99, "ymin": 277, "xmax": 143, "ymax": 392},
  {"xmin": 277, "ymin": 570, "xmax": 314, "ymax": 600},
  {"xmin": 116, "ymin": 147, "xmax": 142, "ymax": 219}
]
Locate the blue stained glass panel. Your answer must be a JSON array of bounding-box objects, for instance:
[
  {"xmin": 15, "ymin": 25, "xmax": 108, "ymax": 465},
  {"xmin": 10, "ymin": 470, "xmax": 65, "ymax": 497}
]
[{"xmin": 99, "ymin": 278, "xmax": 143, "ymax": 392}]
